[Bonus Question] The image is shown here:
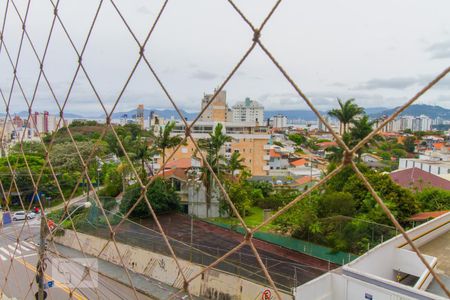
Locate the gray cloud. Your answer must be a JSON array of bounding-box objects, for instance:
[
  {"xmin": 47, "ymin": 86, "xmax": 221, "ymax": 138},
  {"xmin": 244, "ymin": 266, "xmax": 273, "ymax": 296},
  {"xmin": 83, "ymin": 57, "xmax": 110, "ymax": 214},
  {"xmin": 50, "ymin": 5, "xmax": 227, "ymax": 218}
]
[
  {"xmin": 426, "ymin": 40, "xmax": 450, "ymax": 59},
  {"xmin": 354, "ymin": 77, "xmax": 418, "ymax": 90},
  {"xmin": 191, "ymin": 70, "xmax": 219, "ymax": 80},
  {"xmin": 354, "ymin": 75, "xmax": 450, "ymax": 91}
]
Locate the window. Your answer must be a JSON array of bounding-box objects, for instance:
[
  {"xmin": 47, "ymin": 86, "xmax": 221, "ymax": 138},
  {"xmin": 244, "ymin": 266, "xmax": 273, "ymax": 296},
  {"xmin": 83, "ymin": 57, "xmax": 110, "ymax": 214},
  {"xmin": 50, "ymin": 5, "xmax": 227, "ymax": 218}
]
[{"xmin": 181, "ymin": 147, "xmax": 188, "ymax": 154}]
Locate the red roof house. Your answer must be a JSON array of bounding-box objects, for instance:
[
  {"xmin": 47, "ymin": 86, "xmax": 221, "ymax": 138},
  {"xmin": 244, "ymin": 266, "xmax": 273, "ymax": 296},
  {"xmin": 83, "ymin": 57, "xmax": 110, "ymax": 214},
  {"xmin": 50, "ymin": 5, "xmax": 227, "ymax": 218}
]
[
  {"xmin": 408, "ymin": 211, "xmax": 449, "ymax": 222},
  {"xmin": 390, "ymin": 168, "xmax": 450, "ymax": 191}
]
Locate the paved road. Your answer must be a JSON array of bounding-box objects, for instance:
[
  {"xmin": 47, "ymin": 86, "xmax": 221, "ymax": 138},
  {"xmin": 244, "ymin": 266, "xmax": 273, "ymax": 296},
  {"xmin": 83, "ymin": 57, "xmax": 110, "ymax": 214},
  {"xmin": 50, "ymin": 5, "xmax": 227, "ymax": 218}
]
[
  {"xmin": 0, "ymin": 218, "xmax": 152, "ymax": 300},
  {"xmin": 47, "ymin": 188, "xmax": 101, "ymax": 213}
]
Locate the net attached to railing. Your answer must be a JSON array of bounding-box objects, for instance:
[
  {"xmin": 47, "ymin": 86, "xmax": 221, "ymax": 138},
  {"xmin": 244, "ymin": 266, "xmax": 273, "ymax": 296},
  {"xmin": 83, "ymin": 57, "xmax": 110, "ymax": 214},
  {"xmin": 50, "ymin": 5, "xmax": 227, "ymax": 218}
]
[{"xmin": 0, "ymin": 0, "xmax": 449, "ymax": 299}]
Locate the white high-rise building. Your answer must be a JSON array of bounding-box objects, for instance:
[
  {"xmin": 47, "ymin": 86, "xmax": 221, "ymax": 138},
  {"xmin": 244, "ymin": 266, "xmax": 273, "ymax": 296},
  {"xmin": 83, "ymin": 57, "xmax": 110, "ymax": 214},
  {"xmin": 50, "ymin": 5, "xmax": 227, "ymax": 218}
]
[
  {"xmin": 412, "ymin": 115, "xmax": 432, "ymax": 132},
  {"xmin": 231, "ymin": 97, "xmax": 264, "ymax": 125},
  {"xmin": 318, "ymin": 115, "xmax": 330, "ymax": 132},
  {"xmin": 270, "ymin": 114, "xmax": 288, "ymax": 129},
  {"xmin": 400, "ymin": 115, "xmax": 414, "ymax": 131}
]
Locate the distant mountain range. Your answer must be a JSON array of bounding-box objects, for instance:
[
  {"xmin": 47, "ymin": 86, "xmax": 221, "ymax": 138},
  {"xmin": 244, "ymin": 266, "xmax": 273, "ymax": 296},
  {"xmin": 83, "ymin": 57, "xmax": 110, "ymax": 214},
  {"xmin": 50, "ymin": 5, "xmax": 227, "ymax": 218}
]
[
  {"xmin": 369, "ymin": 104, "xmax": 450, "ymax": 119},
  {"xmin": 107, "ymin": 109, "xmax": 199, "ymax": 121},
  {"xmin": 0, "ymin": 111, "xmax": 84, "ymax": 119},
  {"xmin": 4, "ymin": 104, "xmax": 448, "ymax": 122}
]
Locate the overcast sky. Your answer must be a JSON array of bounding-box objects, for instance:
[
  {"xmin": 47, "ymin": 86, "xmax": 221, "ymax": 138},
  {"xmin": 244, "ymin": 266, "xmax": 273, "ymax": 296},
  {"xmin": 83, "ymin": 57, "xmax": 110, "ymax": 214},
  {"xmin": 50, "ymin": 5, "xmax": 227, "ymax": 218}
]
[{"xmin": 1, "ymin": 0, "xmax": 449, "ymax": 116}]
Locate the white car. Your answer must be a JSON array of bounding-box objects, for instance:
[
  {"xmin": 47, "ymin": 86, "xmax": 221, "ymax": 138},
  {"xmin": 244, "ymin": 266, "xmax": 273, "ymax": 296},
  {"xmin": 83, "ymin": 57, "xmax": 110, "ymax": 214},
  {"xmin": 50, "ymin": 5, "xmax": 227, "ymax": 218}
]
[{"xmin": 12, "ymin": 211, "xmax": 36, "ymax": 221}]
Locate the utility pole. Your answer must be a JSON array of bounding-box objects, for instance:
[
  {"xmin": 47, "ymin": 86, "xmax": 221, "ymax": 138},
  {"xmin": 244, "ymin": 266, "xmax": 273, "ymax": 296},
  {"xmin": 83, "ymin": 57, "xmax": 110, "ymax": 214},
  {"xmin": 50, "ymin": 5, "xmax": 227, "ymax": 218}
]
[{"xmin": 37, "ymin": 208, "xmax": 47, "ymax": 299}]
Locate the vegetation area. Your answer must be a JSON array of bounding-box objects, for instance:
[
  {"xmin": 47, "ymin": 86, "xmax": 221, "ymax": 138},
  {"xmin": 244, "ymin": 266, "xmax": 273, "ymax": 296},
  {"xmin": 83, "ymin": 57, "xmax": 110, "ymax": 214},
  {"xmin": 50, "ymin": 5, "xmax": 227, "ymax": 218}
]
[{"xmin": 3, "ymin": 98, "xmax": 450, "ymax": 257}]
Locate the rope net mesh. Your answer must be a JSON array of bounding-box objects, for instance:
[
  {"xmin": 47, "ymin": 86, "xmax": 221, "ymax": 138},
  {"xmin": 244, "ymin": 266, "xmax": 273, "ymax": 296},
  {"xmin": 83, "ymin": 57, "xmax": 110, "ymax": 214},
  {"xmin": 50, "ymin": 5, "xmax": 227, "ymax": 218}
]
[{"xmin": 0, "ymin": 0, "xmax": 449, "ymax": 299}]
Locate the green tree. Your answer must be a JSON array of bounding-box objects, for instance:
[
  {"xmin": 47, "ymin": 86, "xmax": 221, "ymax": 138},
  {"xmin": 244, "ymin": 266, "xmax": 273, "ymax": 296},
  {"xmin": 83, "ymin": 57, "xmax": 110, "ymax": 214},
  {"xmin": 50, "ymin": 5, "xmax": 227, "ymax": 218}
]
[
  {"xmin": 349, "ymin": 115, "xmax": 375, "ymax": 159},
  {"xmin": 120, "ymin": 177, "xmax": 180, "ymax": 218},
  {"xmin": 328, "ymin": 98, "xmax": 364, "ymax": 134},
  {"xmin": 403, "ymin": 136, "xmax": 416, "ymax": 153},
  {"xmin": 198, "ymin": 123, "xmax": 232, "ymax": 215},
  {"xmin": 227, "ymin": 151, "xmax": 245, "ymax": 177},
  {"xmin": 416, "ymin": 188, "xmax": 450, "ymax": 211},
  {"xmin": 154, "ymin": 121, "xmax": 183, "ymax": 171},
  {"xmin": 128, "ymin": 137, "xmax": 158, "ymax": 179},
  {"xmin": 288, "ymin": 133, "xmax": 306, "ymax": 146},
  {"xmin": 317, "ymin": 192, "xmax": 356, "ymax": 218}
]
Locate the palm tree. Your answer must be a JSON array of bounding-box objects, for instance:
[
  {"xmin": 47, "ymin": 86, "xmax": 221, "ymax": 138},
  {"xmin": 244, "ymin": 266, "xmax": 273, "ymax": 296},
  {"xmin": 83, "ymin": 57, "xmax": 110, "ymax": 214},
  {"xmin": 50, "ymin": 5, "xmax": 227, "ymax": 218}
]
[
  {"xmin": 328, "ymin": 98, "xmax": 364, "ymax": 135},
  {"xmin": 349, "ymin": 115, "xmax": 375, "ymax": 159},
  {"xmin": 198, "ymin": 123, "xmax": 232, "ymax": 217},
  {"xmin": 134, "ymin": 137, "xmax": 159, "ymax": 179},
  {"xmin": 154, "ymin": 121, "xmax": 183, "ymax": 174},
  {"xmin": 227, "ymin": 152, "xmax": 245, "ymax": 177}
]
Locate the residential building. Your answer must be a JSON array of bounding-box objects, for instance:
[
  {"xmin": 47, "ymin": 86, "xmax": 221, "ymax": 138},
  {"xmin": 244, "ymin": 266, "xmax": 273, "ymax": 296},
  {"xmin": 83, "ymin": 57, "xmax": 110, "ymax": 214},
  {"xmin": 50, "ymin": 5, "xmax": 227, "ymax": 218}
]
[
  {"xmin": 317, "ymin": 115, "xmax": 330, "ymax": 132},
  {"xmin": 136, "ymin": 104, "xmax": 145, "ymax": 130},
  {"xmin": 199, "ymin": 89, "xmax": 231, "ymax": 122},
  {"xmin": 154, "ymin": 121, "xmax": 271, "ymax": 176},
  {"xmin": 398, "ymin": 158, "xmax": 450, "ymax": 176},
  {"xmin": 267, "ymin": 146, "xmax": 291, "ymax": 172},
  {"xmin": 390, "ymin": 167, "xmax": 450, "ymax": 191},
  {"xmin": 231, "ymin": 97, "xmax": 264, "ymax": 125},
  {"xmin": 412, "ymin": 115, "xmax": 432, "ymax": 132},
  {"xmin": 380, "ymin": 115, "xmax": 432, "ymax": 133},
  {"xmin": 12, "ymin": 115, "xmax": 24, "ymax": 128},
  {"xmin": 361, "ymin": 153, "xmax": 383, "ymax": 163},
  {"xmin": 400, "ymin": 115, "xmax": 414, "ymax": 131},
  {"xmin": 29, "ymin": 111, "xmax": 58, "ymax": 135},
  {"xmin": 270, "ymin": 114, "xmax": 288, "ymax": 129}
]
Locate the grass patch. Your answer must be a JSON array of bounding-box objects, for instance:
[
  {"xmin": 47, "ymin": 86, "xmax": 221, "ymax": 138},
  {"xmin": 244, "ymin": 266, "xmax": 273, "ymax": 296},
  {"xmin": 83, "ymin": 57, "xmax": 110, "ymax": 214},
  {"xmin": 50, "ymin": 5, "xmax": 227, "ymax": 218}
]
[{"xmin": 209, "ymin": 206, "xmax": 276, "ymax": 232}]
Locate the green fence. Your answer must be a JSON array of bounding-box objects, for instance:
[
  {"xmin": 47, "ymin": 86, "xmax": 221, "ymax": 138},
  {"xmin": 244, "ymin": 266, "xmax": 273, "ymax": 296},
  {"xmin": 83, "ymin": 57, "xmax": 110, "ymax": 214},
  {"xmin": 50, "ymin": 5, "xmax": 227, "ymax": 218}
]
[{"xmin": 207, "ymin": 221, "xmax": 358, "ymax": 265}]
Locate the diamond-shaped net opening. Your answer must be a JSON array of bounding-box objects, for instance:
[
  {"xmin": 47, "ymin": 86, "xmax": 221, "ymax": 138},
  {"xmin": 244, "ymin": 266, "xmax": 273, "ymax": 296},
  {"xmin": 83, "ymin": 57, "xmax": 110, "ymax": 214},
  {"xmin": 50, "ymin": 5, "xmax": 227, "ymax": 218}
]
[{"xmin": 0, "ymin": 0, "xmax": 449, "ymax": 299}]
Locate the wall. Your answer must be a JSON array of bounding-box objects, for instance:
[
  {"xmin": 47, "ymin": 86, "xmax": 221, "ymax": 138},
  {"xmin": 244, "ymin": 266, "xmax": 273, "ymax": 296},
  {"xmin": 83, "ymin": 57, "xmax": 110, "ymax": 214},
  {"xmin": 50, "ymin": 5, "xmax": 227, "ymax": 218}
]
[
  {"xmin": 161, "ymin": 134, "xmax": 270, "ymax": 176},
  {"xmin": 55, "ymin": 230, "xmax": 292, "ymax": 300},
  {"xmin": 188, "ymin": 184, "xmax": 221, "ymax": 218},
  {"xmin": 231, "ymin": 137, "xmax": 269, "ymax": 176}
]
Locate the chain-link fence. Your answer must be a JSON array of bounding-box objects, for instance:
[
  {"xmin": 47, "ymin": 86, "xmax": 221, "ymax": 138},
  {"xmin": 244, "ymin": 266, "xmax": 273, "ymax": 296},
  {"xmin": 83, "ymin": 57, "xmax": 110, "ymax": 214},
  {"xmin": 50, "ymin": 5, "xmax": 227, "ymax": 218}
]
[{"xmin": 0, "ymin": 0, "xmax": 449, "ymax": 299}]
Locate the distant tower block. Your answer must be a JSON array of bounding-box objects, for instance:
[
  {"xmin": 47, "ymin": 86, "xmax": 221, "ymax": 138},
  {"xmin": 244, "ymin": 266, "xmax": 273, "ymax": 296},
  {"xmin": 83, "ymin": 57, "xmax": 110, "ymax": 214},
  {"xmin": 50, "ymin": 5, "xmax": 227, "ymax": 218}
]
[{"xmin": 137, "ymin": 104, "xmax": 145, "ymax": 129}]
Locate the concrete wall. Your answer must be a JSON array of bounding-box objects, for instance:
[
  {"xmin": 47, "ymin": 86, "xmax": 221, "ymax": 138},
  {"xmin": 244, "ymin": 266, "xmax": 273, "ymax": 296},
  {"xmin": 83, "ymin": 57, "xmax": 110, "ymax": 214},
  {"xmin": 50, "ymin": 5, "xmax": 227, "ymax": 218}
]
[
  {"xmin": 188, "ymin": 184, "xmax": 221, "ymax": 218},
  {"xmin": 55, "ymin": 230, "xmax": 292, "ymax": 300}
]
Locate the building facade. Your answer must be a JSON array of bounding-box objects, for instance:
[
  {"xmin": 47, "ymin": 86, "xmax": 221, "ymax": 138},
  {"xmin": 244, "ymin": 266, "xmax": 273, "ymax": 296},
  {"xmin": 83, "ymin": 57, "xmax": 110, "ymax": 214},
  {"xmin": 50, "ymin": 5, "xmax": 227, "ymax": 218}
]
[
  {"xmin": 231, "ymin": 97, "xmax": 264, "ymax": 125},
  {"xmin": 270, "ymin": 114, "xmax": 288, "ymax": 129},
  {"xmin": 154, "ymin": 121, "xmax": 271, "ymax": 176},
  {"xmin": 199, "ymin": 89, "xmax": 231, "ymax": 122}
]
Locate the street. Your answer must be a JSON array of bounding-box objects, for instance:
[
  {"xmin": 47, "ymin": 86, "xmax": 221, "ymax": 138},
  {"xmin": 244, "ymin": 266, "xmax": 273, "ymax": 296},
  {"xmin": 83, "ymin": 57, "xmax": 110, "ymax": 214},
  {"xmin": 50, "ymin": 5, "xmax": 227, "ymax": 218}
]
[{"xmin": 0, "ymin": 217, "xmax": 153, "ymax": 300}]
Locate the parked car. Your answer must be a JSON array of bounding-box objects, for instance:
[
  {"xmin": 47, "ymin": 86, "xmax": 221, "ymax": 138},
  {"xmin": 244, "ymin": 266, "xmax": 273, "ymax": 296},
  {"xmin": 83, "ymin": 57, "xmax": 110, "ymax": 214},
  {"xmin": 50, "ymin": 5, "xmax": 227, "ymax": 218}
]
[{"xmin": 12, "ymin": 211, "xmax": 36, "ymax": 221}]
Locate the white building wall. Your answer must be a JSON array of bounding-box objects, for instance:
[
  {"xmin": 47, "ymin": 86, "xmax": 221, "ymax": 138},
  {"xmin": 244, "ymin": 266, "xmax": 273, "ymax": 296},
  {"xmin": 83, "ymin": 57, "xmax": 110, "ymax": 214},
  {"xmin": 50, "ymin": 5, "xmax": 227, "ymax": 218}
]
[{"xmin": 398, "ymin": 158, "xmax": 450, "ymax": 175}]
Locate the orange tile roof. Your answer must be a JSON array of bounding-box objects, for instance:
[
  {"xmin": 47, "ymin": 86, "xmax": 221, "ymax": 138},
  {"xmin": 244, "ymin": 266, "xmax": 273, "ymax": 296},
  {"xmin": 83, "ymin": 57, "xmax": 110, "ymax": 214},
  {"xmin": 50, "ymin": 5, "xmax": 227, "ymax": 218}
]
[
  {"xmin": 165, "ymin": 158, "xmax": 194, "ymax": 169},
  {"xmin": 290, "ymin": 158, "xmax": 307, "ymax": 167},
  {"xmin": 269, "ymin": 149, "xmax": 282, "ymax": 158},
  {"xmin": 379, "ymin": 132, "xmax": 399, "ymax": 137},
  {"xmin": 156, "ymin": 168, "xmax": 188, "ymax": 180},
  {"xmin": 317, "ymin": 141, "xmax": 337, "ymax": 149},
  {"xmin": 408, "ymin": 211, "xmax": 449, "ymax": 221},
  {"xmin": 295, "ymin": 176, "xmax": 315, "ymax": 185},
  {"xmin": 433, "ymin": 142, "xmax": 444, "ymax": 150}
]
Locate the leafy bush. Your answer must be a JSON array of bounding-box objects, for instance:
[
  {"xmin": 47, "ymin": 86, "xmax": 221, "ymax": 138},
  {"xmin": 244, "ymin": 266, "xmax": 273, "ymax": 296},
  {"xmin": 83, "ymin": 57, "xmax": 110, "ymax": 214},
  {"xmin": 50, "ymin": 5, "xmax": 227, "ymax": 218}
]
[{"xmin": 120, "ymin": 178, "xmax": 180, "ymax": 218}]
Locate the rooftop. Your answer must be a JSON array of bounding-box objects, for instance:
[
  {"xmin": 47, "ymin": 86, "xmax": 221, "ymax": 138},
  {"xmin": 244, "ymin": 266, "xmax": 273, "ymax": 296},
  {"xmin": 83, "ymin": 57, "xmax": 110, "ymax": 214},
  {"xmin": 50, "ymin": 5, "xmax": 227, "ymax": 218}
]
[{"xmin": 390, "ymin": 167, "xmax": 450, "ymax": 191}]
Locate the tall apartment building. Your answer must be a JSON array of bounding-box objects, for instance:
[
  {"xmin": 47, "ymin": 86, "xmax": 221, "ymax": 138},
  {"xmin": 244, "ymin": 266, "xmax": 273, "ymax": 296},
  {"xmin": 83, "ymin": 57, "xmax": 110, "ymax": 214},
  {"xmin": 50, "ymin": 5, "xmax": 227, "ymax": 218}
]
[
  {"xmin": 412, "ymin": 115, "xmax": 432, "ymax": 132},
  {"xmin": 199, "ymin": 89, "xmax": 231, "ymax": 122},
  {"xmin": 29, "ymin": 111, "xmax": 58, "ymax": 135},
  {"xmin": 270, "ymin": 114, "xmax": 288, "ymax": 129},
  {"xmin": 317, "ymin": 115, "xmax": 330, "ymax": 132},
  {"xmin": 136, "ymin": 104, "xmax": 145, "ymax": 129},
  {"xmin": 380, "ymin": 115, "xmax": 432, "ymax": 133},
  {"xmin": 231, "ymin": 97, "xmax": 264, "ymax": 125}
]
